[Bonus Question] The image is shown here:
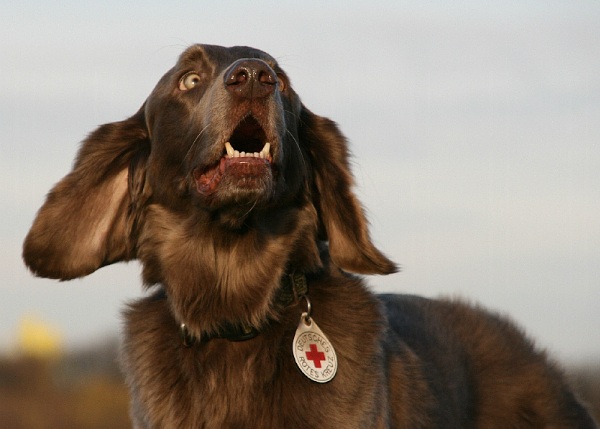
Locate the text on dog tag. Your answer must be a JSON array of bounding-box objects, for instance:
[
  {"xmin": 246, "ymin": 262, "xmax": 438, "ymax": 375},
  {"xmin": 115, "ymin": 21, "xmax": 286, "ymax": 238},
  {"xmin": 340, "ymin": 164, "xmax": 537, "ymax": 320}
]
[{"xmin": 292, "ymin": 314, "xmax": 337, "ymax": 383}]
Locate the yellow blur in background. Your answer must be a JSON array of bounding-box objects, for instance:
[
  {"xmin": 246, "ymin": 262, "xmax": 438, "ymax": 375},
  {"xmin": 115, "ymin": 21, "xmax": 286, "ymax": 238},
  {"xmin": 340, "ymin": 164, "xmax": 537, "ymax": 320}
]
[
  {"xmin": 1, "ymin": 315, "xmax": 132, "ymax": 429},
  {"xmin": 17, "ymin": 314, "xmax": 63, "ymax": 359}
]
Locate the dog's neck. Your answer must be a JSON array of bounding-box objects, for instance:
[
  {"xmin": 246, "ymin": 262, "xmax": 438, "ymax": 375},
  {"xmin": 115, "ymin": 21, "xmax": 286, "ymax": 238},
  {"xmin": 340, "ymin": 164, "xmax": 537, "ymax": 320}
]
[
  {"xmin": 179, "ymin": 271, "xmax": 308, "ymax": 345},
  {"xmin": 137, "ymin": 203, "xmax": 322, "ymax": 340}
]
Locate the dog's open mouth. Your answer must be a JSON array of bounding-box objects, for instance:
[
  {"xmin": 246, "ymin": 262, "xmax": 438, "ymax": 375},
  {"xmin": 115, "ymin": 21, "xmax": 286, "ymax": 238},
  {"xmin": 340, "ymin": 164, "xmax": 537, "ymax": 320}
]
[{"xmin": 193, "ymin": 116, "xmax": 274, "ymax": 196}]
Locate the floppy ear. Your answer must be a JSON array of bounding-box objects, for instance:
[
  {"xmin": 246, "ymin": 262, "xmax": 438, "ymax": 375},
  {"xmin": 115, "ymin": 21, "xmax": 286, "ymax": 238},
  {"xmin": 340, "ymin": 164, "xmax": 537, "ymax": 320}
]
[
  {"xmin": 23, "ymin": 107, "xmax": 150, "ymax": 280},
  {"xmin": 300, "ymin": 107, "xmax": 397, "ymax": 275}
]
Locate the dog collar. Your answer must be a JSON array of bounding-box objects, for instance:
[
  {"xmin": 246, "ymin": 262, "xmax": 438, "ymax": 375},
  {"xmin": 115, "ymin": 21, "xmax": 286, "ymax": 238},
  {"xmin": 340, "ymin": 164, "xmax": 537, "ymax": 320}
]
[{"xmin": 179, "ymin": 271, "xmax": 308, "ymax": 346}]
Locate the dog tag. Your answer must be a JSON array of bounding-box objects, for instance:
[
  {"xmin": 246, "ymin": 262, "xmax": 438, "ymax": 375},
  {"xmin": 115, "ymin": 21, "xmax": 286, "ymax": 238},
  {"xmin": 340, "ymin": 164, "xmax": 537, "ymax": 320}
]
[{"xmin": 292, "ymin": 314, "xmax": 337, "ymax": 383}]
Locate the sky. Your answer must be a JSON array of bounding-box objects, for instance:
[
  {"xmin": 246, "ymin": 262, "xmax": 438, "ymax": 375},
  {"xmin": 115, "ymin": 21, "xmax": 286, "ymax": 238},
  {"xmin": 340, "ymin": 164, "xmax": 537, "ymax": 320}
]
[{"xmin": 1, "ymin": 0, "xmax": 599, "ymax": 364}]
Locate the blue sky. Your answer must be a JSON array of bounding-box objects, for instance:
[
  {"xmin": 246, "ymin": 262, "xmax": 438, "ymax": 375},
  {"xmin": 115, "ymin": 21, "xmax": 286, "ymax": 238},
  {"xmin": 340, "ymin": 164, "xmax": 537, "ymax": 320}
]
[{"xmin": 2, "ymin": 0, "xmax": 599, "ymax": 363}]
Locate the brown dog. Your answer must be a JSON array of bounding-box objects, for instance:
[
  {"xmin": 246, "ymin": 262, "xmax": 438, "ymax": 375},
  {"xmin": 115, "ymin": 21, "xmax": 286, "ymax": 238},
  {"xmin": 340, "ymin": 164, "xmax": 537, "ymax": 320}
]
[{"xmin": 23, "ymin": 44, "xmax": 597, "ymax": 428}]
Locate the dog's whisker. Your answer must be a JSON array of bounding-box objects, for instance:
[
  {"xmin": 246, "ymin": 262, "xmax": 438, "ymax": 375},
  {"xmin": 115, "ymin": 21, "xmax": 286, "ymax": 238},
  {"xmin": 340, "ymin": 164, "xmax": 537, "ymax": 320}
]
[
  {"xmin": 184, "ymin": 124, "xmax": 210, "ymax": 165},
  {"xmin": 238, "ymin": 199, "xmax": 259, "ymax": 221},
  {"xmin": 286, "ymin": 129, "xmax": 307, "ymax": 173}
]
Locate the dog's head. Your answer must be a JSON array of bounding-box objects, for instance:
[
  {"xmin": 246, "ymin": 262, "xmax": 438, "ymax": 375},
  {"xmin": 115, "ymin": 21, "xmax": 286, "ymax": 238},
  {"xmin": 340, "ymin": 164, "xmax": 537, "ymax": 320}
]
[
  {"xmin": 23, "ymin": 45, "xmax": 396, "ymax": 288},
  {"xmin": 143, "ymin": 45, "xmax": 305, "ymax": 219}
]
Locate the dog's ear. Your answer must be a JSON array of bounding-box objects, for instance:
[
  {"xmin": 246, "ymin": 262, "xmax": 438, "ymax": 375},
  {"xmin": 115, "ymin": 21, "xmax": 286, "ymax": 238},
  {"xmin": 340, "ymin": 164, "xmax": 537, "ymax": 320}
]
[
  {"xmin": 23, "ymin": 106, "xmax": 150, "ymax": 280},
  {"xmin": 300, "ymin": 107, "xmax": 397, "ymax": 275}
]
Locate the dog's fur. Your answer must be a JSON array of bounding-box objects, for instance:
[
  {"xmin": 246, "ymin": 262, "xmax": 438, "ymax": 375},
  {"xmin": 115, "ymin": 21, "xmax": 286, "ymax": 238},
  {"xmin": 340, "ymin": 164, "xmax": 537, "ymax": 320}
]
[{"xmin": 23, "ymin": 44, "xmax": 596, "ymax": 428}]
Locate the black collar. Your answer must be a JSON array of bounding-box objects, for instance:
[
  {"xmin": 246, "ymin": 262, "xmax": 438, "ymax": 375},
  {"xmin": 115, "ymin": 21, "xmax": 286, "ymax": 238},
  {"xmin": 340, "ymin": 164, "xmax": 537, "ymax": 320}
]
[{"xmin": 179, "ymin": 271, "xmax": 308, "ymax": 346}]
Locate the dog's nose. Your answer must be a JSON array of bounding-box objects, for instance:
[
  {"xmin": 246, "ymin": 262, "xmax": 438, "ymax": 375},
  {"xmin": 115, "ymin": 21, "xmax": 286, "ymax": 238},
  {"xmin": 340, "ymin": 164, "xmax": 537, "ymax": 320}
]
[{"xmin": 224, "ymin": 59, "xmax": 278, "ymax": 99}]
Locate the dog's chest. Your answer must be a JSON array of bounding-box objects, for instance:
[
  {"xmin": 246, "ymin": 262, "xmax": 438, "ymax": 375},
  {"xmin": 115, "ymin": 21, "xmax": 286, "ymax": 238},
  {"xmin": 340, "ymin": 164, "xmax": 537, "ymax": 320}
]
[
  {"xmin": 123, "ymin": 288, "xmax": 387, "ymax": 429},
  {"xmin": 136, "ymin": 338, "xmax": 323, "ymax": 428}
]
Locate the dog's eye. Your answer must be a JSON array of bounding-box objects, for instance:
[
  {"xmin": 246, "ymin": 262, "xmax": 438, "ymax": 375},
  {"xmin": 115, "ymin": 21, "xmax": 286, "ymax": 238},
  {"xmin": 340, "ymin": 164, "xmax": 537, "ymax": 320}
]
[{"xmin": 179, "ymin": 72, "xmax": 202, "ymax": 91}]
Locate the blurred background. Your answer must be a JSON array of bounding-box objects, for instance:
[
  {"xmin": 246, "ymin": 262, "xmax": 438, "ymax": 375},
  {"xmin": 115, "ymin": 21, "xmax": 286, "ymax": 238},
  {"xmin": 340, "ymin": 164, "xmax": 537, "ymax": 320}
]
[{"xmin": 2, "ymin": 1, "xmax": 599, "ymax": 427}]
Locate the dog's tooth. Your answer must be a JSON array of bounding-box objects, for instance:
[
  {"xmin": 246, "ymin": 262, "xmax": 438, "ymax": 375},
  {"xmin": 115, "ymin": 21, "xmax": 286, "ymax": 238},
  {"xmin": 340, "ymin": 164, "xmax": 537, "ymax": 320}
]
[
  {"xmin": 260, "ymin": 142, "xmax": 271, "ymax": 158},
  {"xmin": 225, "ymin": 142, "xmax": 234, "ymax": 157},
  {"xmin": 233, "ymin": 150, "xmax": 240, "ymax": 158},
  {"xmin": 254, "ymin": 152, "xmax": 259, "ymax": 158},
  {"xmin": 240, "ymin": 151, "xmax": 246, "ymax": 157},
  {"xmin": 225, "ymin": 142, "xmax": 234, "ymax": 158}
]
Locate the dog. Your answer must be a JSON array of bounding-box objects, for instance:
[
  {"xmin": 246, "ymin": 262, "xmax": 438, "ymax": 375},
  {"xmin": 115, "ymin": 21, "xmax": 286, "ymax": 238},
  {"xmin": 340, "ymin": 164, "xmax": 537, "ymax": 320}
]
[{"xmin": 23, "ymin": 44, "xmax": 597, "ymax": 428}]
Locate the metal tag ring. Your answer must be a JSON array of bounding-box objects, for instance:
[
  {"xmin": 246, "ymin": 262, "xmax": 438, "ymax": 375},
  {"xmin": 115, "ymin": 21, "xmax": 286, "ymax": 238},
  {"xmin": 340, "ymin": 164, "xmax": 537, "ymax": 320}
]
[{"xmin": 301, "ymin": 295, "xmax": 312, "ymax": 324}]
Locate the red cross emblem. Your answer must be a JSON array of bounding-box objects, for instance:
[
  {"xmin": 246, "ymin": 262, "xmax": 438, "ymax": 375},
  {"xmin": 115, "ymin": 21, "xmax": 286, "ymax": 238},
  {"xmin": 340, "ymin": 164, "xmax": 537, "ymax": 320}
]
[{"xmin": 305, "ymin": 343, "xmax": 326, "ymax": 368}]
